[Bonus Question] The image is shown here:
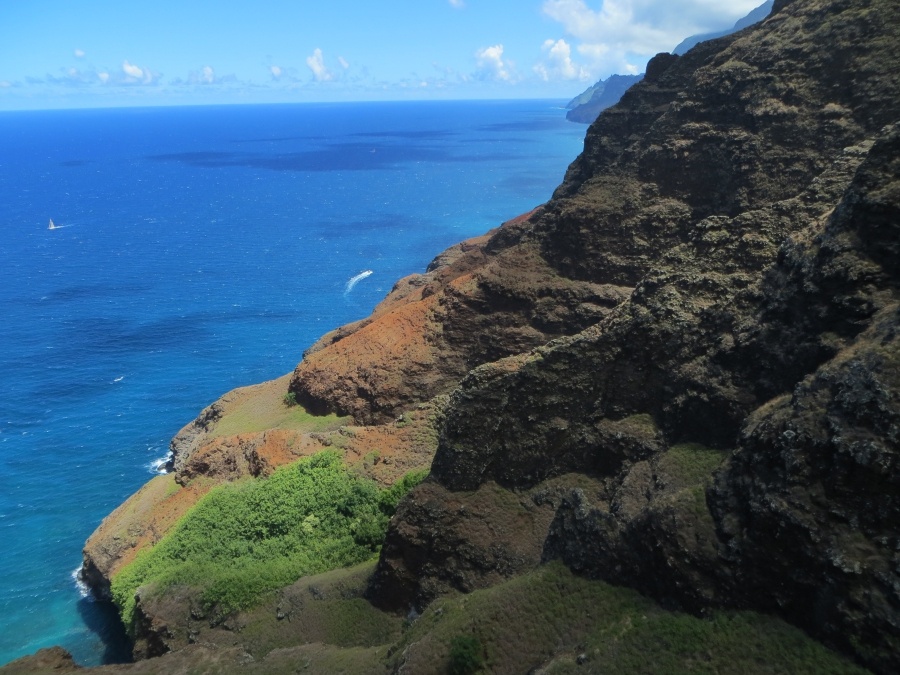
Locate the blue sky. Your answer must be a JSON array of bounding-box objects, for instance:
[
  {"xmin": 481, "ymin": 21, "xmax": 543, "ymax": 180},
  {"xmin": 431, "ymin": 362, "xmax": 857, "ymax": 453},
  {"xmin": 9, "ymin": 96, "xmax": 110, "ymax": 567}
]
[{"xmin": 0, "ymin": 1, "xmax": 763, "ymax": 110}]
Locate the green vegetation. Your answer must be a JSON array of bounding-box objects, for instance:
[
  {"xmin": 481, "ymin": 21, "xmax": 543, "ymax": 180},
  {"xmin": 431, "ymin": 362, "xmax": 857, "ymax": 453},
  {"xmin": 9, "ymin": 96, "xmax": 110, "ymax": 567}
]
[
  {"xmin": 579, "ymin": 610, "xmax": 869, "ymax": 675},
  {"xmin": 448, "ymin": 635, "xmax": 484, "ymax": 674},
  {"xmin": 211, "ymin": 400, "xmax": 346, "ymax": 436},
  {"xmin": 282, "ymin": 391, "xmax": 298, "ymax": 407},
  {"xmin": 107, "ymin": 556, "xmax": 866, "ymax": 673},
  {"xmin": 111, "ymin": 452, "xmax": 426, "ymax": 632},
  {"xmin": 616, "ymin": 412, "xmax": 659, "ymax": 435},
  {"xmin": 385, "ymin": 562, "xmax": 867, "ymax": 674},
  {"xmin": 659, "ymin": 442, "xmax": 728, "ymax": 487},
  {"xmin": 234, "ymin": 562, "xmax": 405, "ymax": 659}
]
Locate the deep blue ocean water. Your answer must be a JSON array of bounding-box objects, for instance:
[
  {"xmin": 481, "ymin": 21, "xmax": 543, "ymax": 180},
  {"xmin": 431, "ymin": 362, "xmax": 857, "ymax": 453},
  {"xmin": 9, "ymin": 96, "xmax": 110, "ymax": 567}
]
[{"xmin": 0, "ymin": 100, "xmax": 585, "ymax": 666}]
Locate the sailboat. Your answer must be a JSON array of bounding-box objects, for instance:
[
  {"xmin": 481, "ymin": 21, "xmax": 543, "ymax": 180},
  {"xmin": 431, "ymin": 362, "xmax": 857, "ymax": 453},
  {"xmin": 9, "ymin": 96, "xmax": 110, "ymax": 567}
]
[{"xmin": 48, "ymin": 219, "xmax": 58, "ymax": 230}]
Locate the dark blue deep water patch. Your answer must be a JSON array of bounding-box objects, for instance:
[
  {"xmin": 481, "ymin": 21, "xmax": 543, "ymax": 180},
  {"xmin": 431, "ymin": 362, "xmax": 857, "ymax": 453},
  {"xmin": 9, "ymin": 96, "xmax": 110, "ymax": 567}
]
[{"xmin": 0, "ymin": 100, "xmax": 584, "ymax": 667}]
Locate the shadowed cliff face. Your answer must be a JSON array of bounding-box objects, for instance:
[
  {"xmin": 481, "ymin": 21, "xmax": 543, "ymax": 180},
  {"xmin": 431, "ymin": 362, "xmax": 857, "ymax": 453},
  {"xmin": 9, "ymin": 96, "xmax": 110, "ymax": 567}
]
[{"xmin": 362, "ymin": 0, "xmax": 900, "ymax": 671}]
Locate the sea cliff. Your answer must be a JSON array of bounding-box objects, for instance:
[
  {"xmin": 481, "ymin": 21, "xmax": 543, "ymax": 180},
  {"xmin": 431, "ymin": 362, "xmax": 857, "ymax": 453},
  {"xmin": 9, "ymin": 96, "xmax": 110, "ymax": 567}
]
[{"xmin": 9, "ymin": 0, "xmax": 898, "ymax": 672}]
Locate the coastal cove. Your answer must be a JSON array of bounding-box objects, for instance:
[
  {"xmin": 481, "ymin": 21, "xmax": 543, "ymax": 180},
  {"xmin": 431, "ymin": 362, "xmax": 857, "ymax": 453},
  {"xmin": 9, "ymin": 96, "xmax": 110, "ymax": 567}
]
[{"xmin": 0, "ymin": 100, "xmax": 585, "ymax": 666}]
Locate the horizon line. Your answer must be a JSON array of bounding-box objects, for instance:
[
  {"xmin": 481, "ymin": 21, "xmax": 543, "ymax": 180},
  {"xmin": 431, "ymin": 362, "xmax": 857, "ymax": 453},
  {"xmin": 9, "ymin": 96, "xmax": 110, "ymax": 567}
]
[{"xmin": 0, "ymin": 95, "xmax": 575, "ymax": 114}]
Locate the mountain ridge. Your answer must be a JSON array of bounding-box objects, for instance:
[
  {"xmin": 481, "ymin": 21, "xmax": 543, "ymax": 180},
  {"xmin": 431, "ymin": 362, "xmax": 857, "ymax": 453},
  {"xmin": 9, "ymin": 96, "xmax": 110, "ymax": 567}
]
[{"xmin": 565, "ymin": 1, "xmax": 775, "ymax": 124}]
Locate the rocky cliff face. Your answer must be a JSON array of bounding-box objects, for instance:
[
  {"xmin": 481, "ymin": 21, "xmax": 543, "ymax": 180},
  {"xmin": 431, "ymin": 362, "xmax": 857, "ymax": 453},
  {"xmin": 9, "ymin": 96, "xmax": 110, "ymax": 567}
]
[
  {"xmin": 362, "ymin": 0, "xmax": 900, "ymax": 671},
  {"xmin": 288, "ymin": 217, "xmax": 630, "ymax": 425}
]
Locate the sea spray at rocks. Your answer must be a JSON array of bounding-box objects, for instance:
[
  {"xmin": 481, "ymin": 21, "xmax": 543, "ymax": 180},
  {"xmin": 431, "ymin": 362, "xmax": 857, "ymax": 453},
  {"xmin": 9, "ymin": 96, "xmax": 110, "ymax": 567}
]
[
  {"xmin": 145, "ymin": 450, "xmax": 173, "ymax": 475},
  {"xmin": 71, "ymin": 567, "xmax": 91, "ymax": 600}
]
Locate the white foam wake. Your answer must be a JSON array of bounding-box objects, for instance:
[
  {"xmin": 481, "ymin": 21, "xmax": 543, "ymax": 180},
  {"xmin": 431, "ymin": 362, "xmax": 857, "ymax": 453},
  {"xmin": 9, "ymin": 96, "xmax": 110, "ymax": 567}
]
[{"xmin": 344, "ymin": 269, "xmax": 373, "ymax": 294}]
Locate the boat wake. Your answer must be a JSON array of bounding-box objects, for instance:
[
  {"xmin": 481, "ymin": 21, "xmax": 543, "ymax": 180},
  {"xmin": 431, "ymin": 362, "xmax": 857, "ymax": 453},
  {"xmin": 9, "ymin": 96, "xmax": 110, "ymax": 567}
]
[{"xmin": 344, "ymin": 269, "xmax": 373, "ymax": 295}]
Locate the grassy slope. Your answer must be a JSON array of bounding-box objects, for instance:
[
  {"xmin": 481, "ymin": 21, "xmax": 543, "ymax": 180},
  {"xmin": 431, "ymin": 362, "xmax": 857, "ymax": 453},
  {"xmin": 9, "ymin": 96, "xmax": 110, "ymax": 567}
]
[
  {"xmin": 388, "ymin": 562, "xmax": 868, "ymax": 675},
  {"xmin": 207, "ymin": 374, "xmax": 348, "ymax": 437},
  {"xmin": 105, "ymin": 561, "xmax": 867, "ymax": 674}
]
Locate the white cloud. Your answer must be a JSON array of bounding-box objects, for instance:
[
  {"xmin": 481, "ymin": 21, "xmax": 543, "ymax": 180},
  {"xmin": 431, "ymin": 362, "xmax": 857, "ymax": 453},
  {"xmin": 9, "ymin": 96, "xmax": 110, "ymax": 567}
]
[
  {"xmin": 98, "ymin": 71, "xmax": 110, "ymax": 83},
  {"xmin": 475, "ymin": 44, "xmax": 511, "ymax": 81},
  {"xmin": 120, "ymin": 60, "xmax": 158, "ymax": 84},
  {"xmin": 534, "ymin": 38, "xmax": 590, "ymax": 81},
  {"xmin": 449, "ymin": 0, "xmax": 465, "ymax": 7},
  {"xmin": 116, "ymin": 60, "xmax": 159, "ymax": 84},
  {"xmin": 74, "ymin": 49, "xmax": 85, "ymax": 58},
  {"xmin": 541, "ymin": 0, "xmax": 764, "ymax": 79},
  {"xmin": 306, "ymin": 48, "xmax": 333, "ymax": 81},
  {"xmin": 338, "ymin": 56, "xmax": 350, "ymax": 70},
  {"xmin": 270, "ymin": 65, "xmax": 283, "ymax": 79},
  {"xmin": 185, "ymin": 65, "xmax": 216, "ymax": 85},
  {"xmin": 122, "ymin": 60, "xmax": 143, "ymax": 79},
  {"xmin": 0, "ymin": 80, "xmax": 11, "ymax": 88}
]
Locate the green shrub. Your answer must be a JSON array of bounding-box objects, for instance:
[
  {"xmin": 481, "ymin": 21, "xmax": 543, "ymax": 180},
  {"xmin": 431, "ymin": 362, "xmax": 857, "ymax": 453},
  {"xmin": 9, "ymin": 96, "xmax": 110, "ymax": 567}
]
[
  {"xmin": 448, "ymin": 635, "xmax": 484, "ymax": 675},
  {"xmin": 111, "ymin": 451, "xmax": 425, "ymax": 633},
  {"xmin": 282, "ymin": 391, "xmax": 298, "ymax": 407},
  {"xmin": 661, "ymin": 442, "xmax": 727, "ymax": 486}
]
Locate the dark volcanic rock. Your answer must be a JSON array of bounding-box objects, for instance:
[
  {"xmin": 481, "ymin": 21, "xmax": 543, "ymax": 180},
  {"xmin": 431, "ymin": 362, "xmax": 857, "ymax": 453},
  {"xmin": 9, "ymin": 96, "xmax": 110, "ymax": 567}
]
[
  {"xmin": 369, "ymin": 0, "xmax": 900, "ymax": 671},
  {"xmin": 0, "ymin": 647, "xmax": 80, "ymax": 673},
  {"xmin": 708, "ymin": 124, "xmax": 900, "ymax": 672}
]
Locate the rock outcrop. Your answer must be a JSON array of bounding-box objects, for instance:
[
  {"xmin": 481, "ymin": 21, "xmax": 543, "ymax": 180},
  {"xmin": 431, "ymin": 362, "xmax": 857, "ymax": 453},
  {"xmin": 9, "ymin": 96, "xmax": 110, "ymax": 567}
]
[{"xmin": 288, "ymin": 218, "xmax": 629, "ymax": 425}]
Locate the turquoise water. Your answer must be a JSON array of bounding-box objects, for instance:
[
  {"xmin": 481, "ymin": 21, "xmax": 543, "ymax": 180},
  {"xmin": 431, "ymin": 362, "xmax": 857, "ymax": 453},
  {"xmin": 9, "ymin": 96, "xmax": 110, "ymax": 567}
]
[{"xmin": 0, "ymin": 100, "xmax": 584, "ymax": 665}]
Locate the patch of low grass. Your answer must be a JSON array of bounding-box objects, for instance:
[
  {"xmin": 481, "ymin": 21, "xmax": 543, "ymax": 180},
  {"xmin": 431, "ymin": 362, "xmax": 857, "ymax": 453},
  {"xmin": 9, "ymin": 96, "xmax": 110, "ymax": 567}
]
[
  {"xmin": 256, "ymin": 643, "xmax": 391, "ymax": 674},
  {"xmin": 658, "ymin": 442, "xmax": 728, "ymax": 487},
  {"xmin": 211, "ymin": 400, "xmax": 347, "ymax": 437},
  {"xmin": 580, "ymin": 610, "xmax": 869, "ymax": 674},
  {"xmin": 387, "ymin": 562, "xmax": 867, "ymax": 675},
  {"xmin": 233, "ymin": 562, "xmax": 404, "ymax": 658},
  {"xmin": 617, "ymin": 412, "xmax": 659, "ymax": 435},
  {"xmin": 388, "ymin": 561, "xmax": 657, "ymax": 673},
  {"xmin": 111, "ymin": 451, "xmax": 425, "ymax": 633}
]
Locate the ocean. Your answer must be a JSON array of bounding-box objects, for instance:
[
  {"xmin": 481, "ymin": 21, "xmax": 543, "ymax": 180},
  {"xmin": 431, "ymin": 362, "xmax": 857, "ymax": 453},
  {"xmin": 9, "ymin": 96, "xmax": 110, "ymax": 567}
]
[{"xmin": 0, "ymin": 100, "xmax": 585, "ymax": 666}]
